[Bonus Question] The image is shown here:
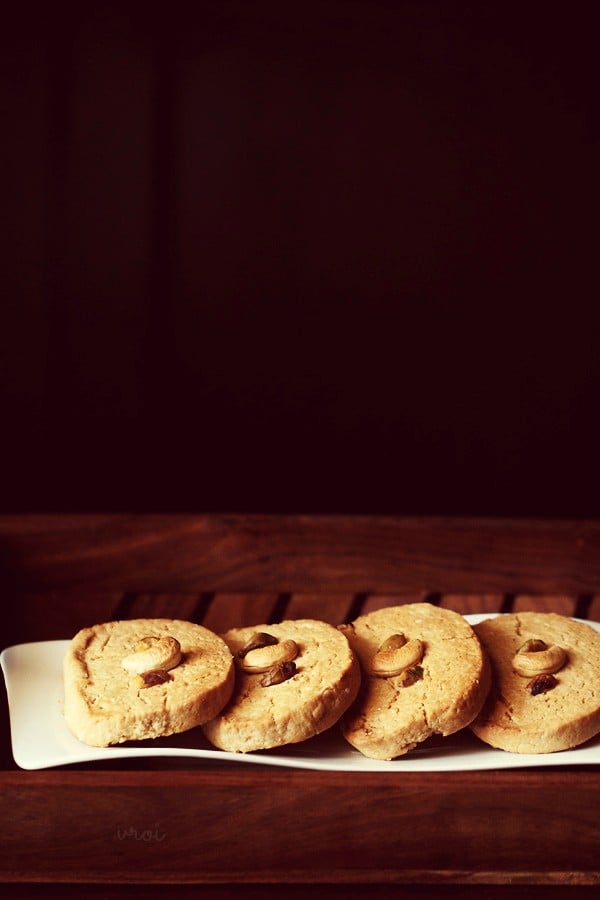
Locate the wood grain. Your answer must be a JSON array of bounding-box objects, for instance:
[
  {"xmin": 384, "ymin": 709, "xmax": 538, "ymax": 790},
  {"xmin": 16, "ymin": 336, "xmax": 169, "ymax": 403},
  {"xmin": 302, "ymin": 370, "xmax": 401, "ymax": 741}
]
[
  {"xmin": 284, "ymin": 593, "xmax": 357, "ymax": 624},
  {"xmin": 2, "ymin": 886, "xmax": 599, "ymax": 899},
  {"xmin": 512, "ymin": 595, "xmax": 578, "ymax": 616},
  {"xmin": 2, "ymin": 589, "xmax": 592, "ymax": 653},
  {"xmin": 438, "ymin": 594, "xmax": 505, "ymax": 615},
  {"xmin": 112, "ymin": 593, "xmax": 202, "ymax": 623},
  {"xmin": 2, "ymin": 514, "xmax": 600, "ymax": 593},
  {"xmin": 359, "ymin": 592, "xmax": 427, "ymax": 614},
  {"xmin": 199, "ymin": 592, "xmax": 281, "ymax": 632},
  {"xmin": 3, "ymin": 590, "xmax": 124, "ymax": 647},
  {"xmin": 0, "ymin": 769, "xmax": 597, "ymax": 885}
]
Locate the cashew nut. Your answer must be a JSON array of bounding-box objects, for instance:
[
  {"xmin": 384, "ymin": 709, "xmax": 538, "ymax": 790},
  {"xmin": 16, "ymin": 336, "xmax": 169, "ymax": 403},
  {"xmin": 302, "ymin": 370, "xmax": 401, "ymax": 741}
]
[
  {"xmin": 237, "ymin": 632, "xmax": 278, "ymax": 659},
  {"xmin": 239, "ymin": 638, "xmax": 299, "ymax": 673},
  {"xmin": 370, "ymin": 637, "xmax": 424, "ymax": 677},
  {"xmin": 122, "ymin": 635, "xmax": 182, "ymax": 674},
  {"xmin": 513, "ymin": 639, "xmax": 567, "ymax": 677},
  {"xmin": 378, "ymin": 633, "xmax": 407, "ymax": 652}
]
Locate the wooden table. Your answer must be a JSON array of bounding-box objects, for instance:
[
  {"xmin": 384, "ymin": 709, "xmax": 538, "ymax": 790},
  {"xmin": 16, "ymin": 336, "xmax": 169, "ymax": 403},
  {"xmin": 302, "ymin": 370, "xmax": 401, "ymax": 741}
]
[{"xmin": 1, "ymin": 514, "xmax": 599, "ymax": 897}]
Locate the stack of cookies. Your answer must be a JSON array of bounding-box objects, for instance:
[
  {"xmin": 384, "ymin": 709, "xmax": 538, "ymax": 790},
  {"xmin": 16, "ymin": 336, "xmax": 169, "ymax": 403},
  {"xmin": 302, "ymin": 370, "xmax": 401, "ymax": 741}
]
[{"xmin": 62, "ymin": 605, "xmax": 600, "ymax": 758}]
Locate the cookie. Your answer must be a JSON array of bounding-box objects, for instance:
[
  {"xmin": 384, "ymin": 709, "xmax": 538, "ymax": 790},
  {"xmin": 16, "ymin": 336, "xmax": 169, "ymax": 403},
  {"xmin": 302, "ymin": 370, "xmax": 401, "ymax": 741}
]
[
  {"xmin": 470, "ymin": 612, "xmax": 600, "ymax": 753},
  {"xmin": 339, "ymin": 603, "xmax": 491, "ymax": 760},
  {"xmin": 201, "ymin": 619, "xmax": 361, "ymax": 752},
  {"xmin": 63, "ymin": 618, "xmax": 235, "ymax": 747}
]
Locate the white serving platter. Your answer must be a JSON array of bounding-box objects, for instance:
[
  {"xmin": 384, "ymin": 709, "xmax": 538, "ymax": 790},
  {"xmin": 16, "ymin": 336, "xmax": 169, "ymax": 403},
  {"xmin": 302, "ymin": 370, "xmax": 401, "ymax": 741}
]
[{"xmin": 2, "ymin": 614, "xmax": 599, "ymax": 771}]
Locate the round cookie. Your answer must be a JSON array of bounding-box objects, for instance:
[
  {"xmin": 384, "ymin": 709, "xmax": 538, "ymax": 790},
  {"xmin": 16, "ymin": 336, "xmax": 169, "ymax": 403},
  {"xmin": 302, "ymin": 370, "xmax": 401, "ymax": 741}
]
[
  {"xmin": 470, "ymin": 612, "xmax": 600, "ymax": 753},
  {"xmin": 201, "ymin": 619, "xmax": 361, "ymax": 752},
  {"xmin": 339, "ymin": 603, "xmax": 491, "ymax": 760},
  {"xmin": 63, "ymin": 618, "xmax": 235, "ymax": 747}
]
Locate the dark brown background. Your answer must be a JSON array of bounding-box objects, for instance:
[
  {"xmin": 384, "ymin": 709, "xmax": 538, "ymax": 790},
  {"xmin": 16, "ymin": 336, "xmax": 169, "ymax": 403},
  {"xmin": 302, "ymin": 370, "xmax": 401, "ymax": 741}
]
[{"xmin": 2, "ymin": 1, "xmax": 598, "ymax": 515}]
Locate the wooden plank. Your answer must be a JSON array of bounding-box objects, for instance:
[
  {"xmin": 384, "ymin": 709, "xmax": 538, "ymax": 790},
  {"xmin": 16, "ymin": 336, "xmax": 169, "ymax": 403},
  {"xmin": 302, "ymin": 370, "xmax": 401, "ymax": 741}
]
[
  {"xmin": 114, "ymin": 594, "xmax": 202, "ymax": 622},
  {"xmin": 2, "ymin": 515, "xmax": 600, "ymax": 595},
  {"xmin": 283, "ymin": 593, "xmax": 355, "ymax": 624},
  {"xmin": 199, "ymin": 593, "xmax": 281, "ymax": 633},
  {"xmin": 438, "ymin": 594, "xmax": 505, "ymax": 615},
  {"xmin": 359, "ymin": 593, "xmax": 427, "ymax": 615},
  {"xmin": 0, "ymin": 769, "xmax": 597, "ymax": 884},
  {"xmin": 3, "ymin": 591, "xmax": 124, "ymax": 646},
  {"xmin": 0, "ymin": 887, "xmax": 597, "ymax": 900},
  {"xmin": 512, "ymin": 595, "xmax": 578, "ymax": 616},
  {"xmin": 0, "ymin": 888, "xmax": 598, "ymax": 900},
  {"xmin": 587, "ymin": 595, "xmax": 600, "ymax": 622}
]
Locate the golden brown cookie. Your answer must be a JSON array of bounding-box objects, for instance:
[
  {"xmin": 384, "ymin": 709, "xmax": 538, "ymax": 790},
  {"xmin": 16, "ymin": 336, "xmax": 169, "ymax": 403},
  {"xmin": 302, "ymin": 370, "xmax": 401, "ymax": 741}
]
[
  {"xmin": 201, "ymin": 619, "xmax": 361, "ymax": 752},
  {"xmin": 339, "ymin": 603, "xmax": 491, "ymax": 760},
  {"xmin": 470, "ymin": 612, "xmax": 600, "ymax": 753},
  {"xmin": 63, "ymin": 618, "xmax": 235, "ymax": 747}
]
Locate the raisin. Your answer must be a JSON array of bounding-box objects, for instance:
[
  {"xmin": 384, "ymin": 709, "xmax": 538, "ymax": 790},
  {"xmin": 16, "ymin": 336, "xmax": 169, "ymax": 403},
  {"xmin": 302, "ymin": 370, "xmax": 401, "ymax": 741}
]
[
  {"xmin": 260, "ymin": 660, "xmax": 297, "ymax": 687},
  {"xmin": 140, "ymin": 669, "xmax": 171, "ymax": 688},
  {"xmin": 527, "ymin": 673, "xmax": 558, "ymax": 695},
  {"xmin": 400, "ymin": 665, "xmax": 424, "ymax": 687}
]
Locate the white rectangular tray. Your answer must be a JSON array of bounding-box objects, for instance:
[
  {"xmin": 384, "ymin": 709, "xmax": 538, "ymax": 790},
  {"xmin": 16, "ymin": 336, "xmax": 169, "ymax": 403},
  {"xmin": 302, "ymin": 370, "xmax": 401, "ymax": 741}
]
[{"xmin": 2, "ymin": 614, "xmax": 599, "ymax": 771}]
